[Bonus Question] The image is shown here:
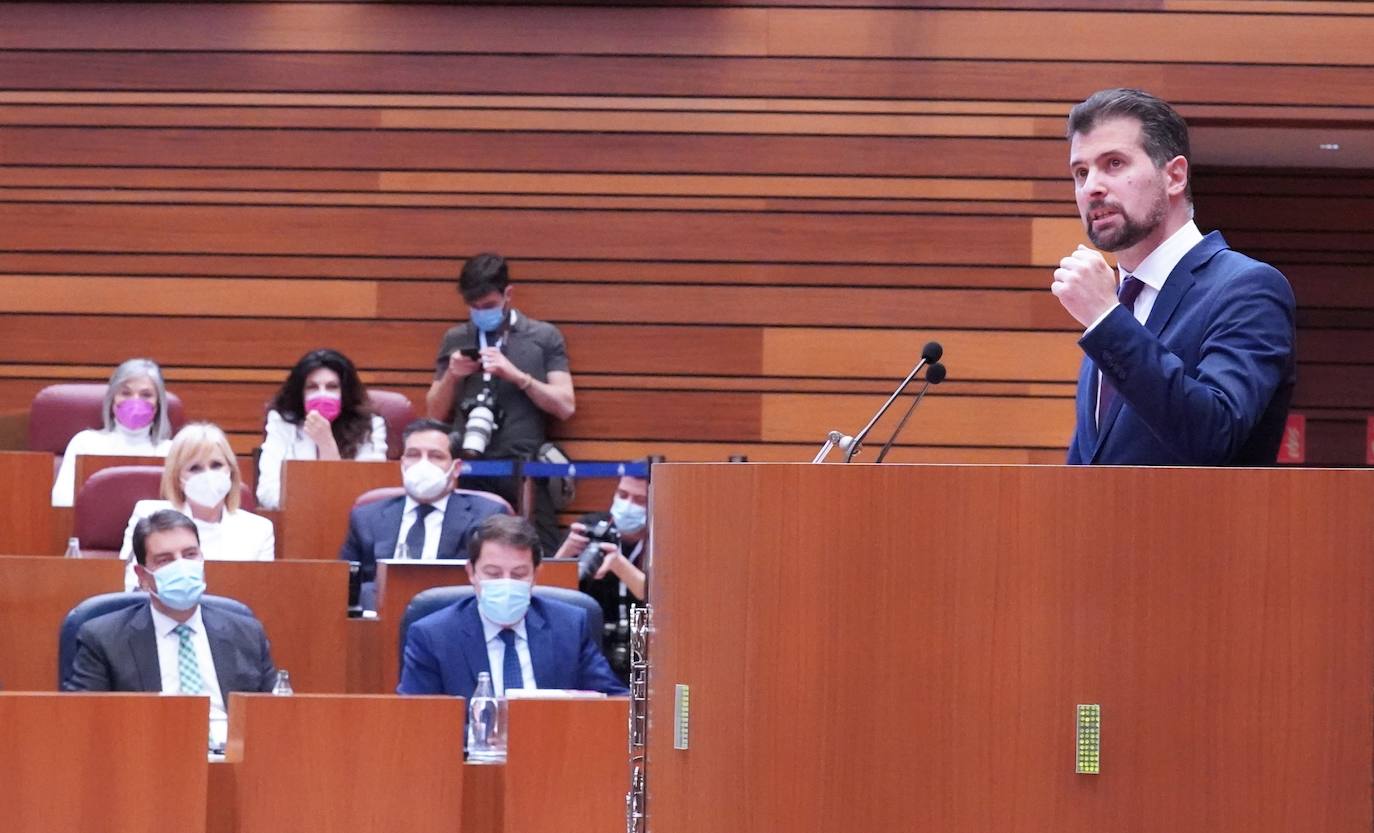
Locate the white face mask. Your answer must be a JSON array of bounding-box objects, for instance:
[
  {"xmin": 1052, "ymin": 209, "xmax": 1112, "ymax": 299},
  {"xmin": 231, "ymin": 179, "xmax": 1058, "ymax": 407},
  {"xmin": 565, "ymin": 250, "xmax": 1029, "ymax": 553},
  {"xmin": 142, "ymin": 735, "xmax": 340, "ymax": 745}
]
[
  {"xmin": 183, "ymin": 468, "xmax": 232, "ymax": 508},
  {"xmin": 403, "ymin": 459, "xmax": 453, "ymax": 503},
  {"xmin": 610, "ymin": 496, "xmax": 647, "ymax": 535}
]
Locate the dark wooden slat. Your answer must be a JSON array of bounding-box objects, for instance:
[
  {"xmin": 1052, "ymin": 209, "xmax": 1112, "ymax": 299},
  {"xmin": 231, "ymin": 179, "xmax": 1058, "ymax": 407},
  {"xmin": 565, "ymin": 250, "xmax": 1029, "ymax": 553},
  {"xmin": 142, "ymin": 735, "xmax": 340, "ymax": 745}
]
[
  {"xmin": 0, "ymin": 52, "xmax": 1370, "ymax": 109},
  {"xmin": 0, "ymin": 204, "xmax": 1037, "ymax": 266},
  {"xmin": 0, "ymin": 252, "xmax": 1057, "ymax": 289},
  {"xmin": 0, "ymin": 128, "xmax": 1069, "ymax": 178}
]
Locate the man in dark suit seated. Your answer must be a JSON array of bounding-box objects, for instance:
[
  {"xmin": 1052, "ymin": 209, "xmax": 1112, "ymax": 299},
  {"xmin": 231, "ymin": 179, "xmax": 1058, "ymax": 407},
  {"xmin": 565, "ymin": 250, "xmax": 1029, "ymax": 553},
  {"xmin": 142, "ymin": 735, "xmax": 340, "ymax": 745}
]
[
  {"xmin": 63, "ymin": 509, "xmax": 277, "ymax": 746},
  {"xmin": 339, "ymin": 418, "xmax": 508, "ymax": 585},
  {"xmin": 398, "ymin": 514, "xmax": 628, "ymax": 699}
]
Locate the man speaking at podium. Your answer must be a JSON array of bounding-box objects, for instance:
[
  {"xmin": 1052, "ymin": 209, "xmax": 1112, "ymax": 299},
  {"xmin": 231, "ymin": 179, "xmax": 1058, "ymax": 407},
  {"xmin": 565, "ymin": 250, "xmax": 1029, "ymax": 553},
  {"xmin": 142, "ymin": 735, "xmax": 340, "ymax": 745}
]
[{"xmin": 1051, "ymin": 88, "xmax": 1296, "ymax": 466}]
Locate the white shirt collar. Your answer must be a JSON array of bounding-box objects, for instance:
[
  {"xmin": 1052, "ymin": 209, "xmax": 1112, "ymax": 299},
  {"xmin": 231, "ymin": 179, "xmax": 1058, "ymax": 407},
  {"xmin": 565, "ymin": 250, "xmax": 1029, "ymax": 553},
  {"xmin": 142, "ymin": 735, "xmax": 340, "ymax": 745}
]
[
  {"xmin": 1120, "ymin": 220, "xmax": 1203, "ymax": 292},
  {"xmin": 149, "ymin": 602, "xmax": 205, "ymax": 639},
  {"xmin": 403, "ymin": 494, "xmax": 448, "ymax": 518},
  {"xmin": 478, "ymin": 606, "xmax": 529, "ymax": 644}
]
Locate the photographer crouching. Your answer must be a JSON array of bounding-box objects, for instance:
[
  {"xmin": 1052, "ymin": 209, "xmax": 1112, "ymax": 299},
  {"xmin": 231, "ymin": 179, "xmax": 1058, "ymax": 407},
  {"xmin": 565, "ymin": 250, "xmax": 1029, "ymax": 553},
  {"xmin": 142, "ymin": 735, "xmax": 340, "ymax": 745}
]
[
  {"xmin": 552, "ymin": 472, "xmax": 649, "ymax": 682},
  {"xmin": 425, "ymin": 253, "xmax": 575, "ymax": 554}
]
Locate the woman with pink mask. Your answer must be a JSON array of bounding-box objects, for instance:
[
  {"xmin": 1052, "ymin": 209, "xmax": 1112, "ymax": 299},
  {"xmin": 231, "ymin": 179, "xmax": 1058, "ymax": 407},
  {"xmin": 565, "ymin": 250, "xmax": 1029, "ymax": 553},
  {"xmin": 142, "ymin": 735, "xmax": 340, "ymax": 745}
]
[
  {"xmin": 254, "ymin": 348, "xmax": 386, "ymax": 509},
  {"xmin": 51, "ymin": 358, "xmax": 174, "ymax": 507}
]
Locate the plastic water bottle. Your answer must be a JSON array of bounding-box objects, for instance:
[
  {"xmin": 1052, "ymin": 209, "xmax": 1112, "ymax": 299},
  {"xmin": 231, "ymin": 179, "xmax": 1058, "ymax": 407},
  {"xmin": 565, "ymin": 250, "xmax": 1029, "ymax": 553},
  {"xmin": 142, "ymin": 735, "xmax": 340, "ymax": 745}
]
[
  {"xmin": 271, "ymin": 669, "xmax": 294, "ymax": 696},
  {"xmin": 63, "ymin": 537, "xmax": 82, "ymax": 559},
  {"xmin": 467, "ymin": 671, "xmax": 507, "ymax": 763}
]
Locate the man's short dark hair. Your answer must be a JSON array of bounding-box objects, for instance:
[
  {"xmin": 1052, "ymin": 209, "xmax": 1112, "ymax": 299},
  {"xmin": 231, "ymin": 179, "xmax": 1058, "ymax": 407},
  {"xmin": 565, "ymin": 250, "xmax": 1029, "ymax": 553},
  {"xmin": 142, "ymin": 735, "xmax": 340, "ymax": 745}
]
[
  {"xmin": 132, "ymin": 509, "xmax": 200, "ymax": 566},
  {"xmin": 402, "ymin": 418, "xmax": 457, "ymax": 457},
  {"xmin": 458, "ymin": 253, "xmax": 510, "ymax": 303},
  {"xmin": 468, "ymin": 514, "xmax": 542, "ymax": 566},
  {"xmin": 1067, "ymin": 88, "xmax": 1192, "ymax": 199}
]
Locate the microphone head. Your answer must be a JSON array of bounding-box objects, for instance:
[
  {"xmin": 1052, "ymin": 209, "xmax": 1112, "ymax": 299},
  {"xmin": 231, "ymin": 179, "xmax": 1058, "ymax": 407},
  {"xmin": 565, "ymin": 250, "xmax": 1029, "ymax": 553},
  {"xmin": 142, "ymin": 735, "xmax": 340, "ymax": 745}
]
[
  {"xmin": 827, "ymin": 430, "xmax": 857, "ymax": 451},
  {"xmin": 922, "ymin": 341, "xmax": 944, "ymax": 362},
  {"xmin": 926, "ymin": 362, "xmax": 947, "ymax": 384}
]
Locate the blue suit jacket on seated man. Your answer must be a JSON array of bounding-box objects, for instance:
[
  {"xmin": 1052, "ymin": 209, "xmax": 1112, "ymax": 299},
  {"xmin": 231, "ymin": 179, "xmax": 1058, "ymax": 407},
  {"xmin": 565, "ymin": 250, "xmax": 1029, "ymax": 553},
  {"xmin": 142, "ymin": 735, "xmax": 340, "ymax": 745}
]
[
  {"xmin": 339, "ymin": 490, "xmax": 507, "ymax": 583},
  {"xmin": 398, "ymin": 594, "xmax": 627, "ymax": 699},
  {"xmin": 397, "ymin": 512, "xmax": 627, "ymax": 700}
]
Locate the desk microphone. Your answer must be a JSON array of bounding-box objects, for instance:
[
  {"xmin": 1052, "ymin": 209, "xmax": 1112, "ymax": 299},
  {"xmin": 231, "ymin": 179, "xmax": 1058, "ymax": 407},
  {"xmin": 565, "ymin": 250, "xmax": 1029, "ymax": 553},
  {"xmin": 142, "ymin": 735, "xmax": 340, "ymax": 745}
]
[
  {"xmin": 840, "ymin": 342, "xmax": 943, "ymax": 463},
  {"xmin": 874, "ymin": 361, "xmax": 946, "ymax": 463}
]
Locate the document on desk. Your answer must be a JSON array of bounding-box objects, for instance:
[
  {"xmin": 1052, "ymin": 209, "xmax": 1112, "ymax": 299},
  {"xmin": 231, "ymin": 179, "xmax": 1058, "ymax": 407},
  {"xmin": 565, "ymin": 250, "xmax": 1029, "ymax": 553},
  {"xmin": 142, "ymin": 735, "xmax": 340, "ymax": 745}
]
[{"xmin": 504, "ymin": 689, "xmax": 609, "ymax": 700}]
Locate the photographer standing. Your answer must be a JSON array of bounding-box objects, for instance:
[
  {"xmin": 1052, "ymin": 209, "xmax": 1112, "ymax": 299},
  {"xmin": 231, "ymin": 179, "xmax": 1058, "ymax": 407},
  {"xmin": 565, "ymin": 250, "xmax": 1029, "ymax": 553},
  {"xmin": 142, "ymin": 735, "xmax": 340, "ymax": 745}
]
[
  {"xmin": 553, "ymin": 473, "xmax": 649, "ymax": 681},
  {"xmin": 426, "ymin": 253, "xmax": 575, "ymax": 552}
]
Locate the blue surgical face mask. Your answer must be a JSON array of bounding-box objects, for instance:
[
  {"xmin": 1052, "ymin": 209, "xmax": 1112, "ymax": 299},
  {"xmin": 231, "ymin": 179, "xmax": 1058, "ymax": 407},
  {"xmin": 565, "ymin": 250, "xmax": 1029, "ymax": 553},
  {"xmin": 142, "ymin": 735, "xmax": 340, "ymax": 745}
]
[
  {"xmin": 151, "ymin": 557, "xmax": 207, "ymax": 611},
  {"xmin": 476, "ymin": 578, "xmax": 532, "ymax": 626},
  {"xmin": 469, "ymin": 305, "xmax": 506, "ymax": 333},
  {"xmin": 610, "ymin": 496, "xmax": 647, "ymax": 535}
]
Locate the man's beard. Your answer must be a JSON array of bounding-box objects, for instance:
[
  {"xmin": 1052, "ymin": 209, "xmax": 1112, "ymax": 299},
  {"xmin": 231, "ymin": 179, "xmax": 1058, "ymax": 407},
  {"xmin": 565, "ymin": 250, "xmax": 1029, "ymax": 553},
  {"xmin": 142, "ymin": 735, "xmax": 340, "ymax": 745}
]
[{"xmin": 1085, "ymin": 188, "xmax": 1168, "ymax": 252}]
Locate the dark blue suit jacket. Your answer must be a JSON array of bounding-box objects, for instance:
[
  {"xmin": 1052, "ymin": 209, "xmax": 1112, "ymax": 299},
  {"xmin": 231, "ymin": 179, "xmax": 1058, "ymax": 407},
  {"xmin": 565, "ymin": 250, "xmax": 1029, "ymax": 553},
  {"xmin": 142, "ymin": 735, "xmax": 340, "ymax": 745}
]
[
  {"xmin": 339, "ymin": 492, "xmax": 506, "ymax": 582},
  {"xmin": 397, "ymin": 596, "xmax": 628, "ymax": 699},
  {"xmin": 1067, "ymin": 232, "xmax": 1296, "ymax": 466}
]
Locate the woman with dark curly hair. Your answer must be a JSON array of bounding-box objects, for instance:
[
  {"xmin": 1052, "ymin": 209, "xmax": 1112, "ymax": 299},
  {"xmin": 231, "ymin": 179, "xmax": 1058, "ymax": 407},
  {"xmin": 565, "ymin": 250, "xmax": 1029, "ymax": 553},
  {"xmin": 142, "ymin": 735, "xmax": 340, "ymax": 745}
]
[{"xmin": 255, "ymin": 348, "xmax": 386, "ymax": 509}]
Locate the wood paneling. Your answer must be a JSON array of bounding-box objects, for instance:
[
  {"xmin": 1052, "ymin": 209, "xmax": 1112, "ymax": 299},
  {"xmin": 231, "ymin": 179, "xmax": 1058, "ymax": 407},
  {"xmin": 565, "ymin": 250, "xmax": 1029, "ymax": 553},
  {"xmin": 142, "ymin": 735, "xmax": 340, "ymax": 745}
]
[
  {"xmin": 649, "ymin": 464, "xmax": 1374, "ymax": 833},
  {"xmin": 2, "ymin": 0, "xmax": 1372, "ymax": 476}
]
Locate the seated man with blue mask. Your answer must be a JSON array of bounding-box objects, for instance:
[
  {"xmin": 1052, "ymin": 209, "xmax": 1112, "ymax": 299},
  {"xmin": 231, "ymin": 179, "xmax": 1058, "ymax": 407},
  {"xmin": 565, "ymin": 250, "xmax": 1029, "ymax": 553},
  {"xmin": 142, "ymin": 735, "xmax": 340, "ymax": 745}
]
[
  {"xmin": 552, "ymin": 472, "xmax": 650, "ymax": 681},
  {"xmin": 398, "ymin": 514, "xmax": 627, "ymax": 699},
  {"xmin": 63, "ymin": 509, "xmax": 277, "ymax": 746},
  {"xmin": 339, "ymin": 418, "xmax": 508, "ymax": 588}
]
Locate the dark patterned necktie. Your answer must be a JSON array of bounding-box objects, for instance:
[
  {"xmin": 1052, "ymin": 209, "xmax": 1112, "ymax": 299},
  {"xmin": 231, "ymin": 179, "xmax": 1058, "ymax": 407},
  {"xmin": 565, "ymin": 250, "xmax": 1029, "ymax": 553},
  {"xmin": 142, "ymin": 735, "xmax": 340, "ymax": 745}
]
[
  {"xmin": 499, "ymin": 628, "xmax": 524, "ymax": 691},
  {"xmin": 404, "ymin": 503, "xmax": 434, "ymax": 558}
]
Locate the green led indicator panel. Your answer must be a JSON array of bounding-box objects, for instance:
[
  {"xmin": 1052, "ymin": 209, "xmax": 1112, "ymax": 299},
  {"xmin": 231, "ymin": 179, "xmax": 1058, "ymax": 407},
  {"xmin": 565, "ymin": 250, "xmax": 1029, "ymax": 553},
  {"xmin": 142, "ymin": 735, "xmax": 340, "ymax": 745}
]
[{"xmin": 1075, "ymin": 704, "xmax": 1101, "ymax": 774}]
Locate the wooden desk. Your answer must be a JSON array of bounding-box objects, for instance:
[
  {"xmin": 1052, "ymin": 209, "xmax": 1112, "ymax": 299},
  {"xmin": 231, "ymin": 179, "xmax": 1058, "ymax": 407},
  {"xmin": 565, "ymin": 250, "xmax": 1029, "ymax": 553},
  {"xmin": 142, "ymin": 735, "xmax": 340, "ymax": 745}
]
[
  {"xmin": 503, "ymin": 697, "xmax": 629, "ymax": 833},
  {"xmin": 373, "ymin": 559, "xmax": 579, "ymax": 694},
  {"xmin": 221, "ymin": 693, "xmax": 465, "ymax": 833},
  {"xmin": 0, "ymin": 692, "xmax": 209, "ymax": 833},
  {"xmin": 459, "ymin": 697, "xmax": 630, "ymax": 833},
  {"xmin": 278, "ymin": 459, "xmax": 397, "ymax": 560},
  {"xmin": 206, "ymin": 560, "xmax": 350, "ymax": 693},
  {"xmin": 0, "ymin": 556, "xmax": 123, "ymax": 690},
  {"xmin": 0, "ymin": 450, "xmax": 57, "ymax": 555}
]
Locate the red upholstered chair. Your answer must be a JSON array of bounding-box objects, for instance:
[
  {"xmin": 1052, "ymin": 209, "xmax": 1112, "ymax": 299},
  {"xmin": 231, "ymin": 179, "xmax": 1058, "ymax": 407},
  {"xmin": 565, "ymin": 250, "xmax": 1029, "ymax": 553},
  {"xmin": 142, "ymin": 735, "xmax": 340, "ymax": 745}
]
[
  {"xmin": 71, "ymin": 466, "xmax": 163, "ymax": 558},
  {"xmin": 73, "ymin": 465, "xmax": 258, "ymax": 558},
  {"xmin": 366, "ymin": 390, "xmax": 417, "ymax": 461},
  {"xmin": 353, "ymin": 486, "xmax": 514, "ymax": 515},
  {"xmin": 28, "ymin": 383, "xmax": 187, "ymax": 455}
]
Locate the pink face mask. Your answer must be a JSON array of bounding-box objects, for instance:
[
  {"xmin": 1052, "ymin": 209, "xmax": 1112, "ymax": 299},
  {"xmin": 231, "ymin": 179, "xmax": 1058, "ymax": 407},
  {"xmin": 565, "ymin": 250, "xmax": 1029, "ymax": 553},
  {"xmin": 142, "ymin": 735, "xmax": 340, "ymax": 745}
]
[
  {"xmin": 114, "ymin": 398, "xmax": 155, "ymax": 431},
  {"xmin": 305, "ymin": 394, "xmax": 342, "ymax": 422}
]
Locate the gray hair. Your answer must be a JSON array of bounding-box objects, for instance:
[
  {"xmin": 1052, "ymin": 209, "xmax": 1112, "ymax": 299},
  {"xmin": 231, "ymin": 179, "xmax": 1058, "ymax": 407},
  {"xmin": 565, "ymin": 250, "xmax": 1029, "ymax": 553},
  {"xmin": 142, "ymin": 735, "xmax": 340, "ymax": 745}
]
[{"xmin": 102, "ymin": 358, "xmax": 172, "ymax": 441}]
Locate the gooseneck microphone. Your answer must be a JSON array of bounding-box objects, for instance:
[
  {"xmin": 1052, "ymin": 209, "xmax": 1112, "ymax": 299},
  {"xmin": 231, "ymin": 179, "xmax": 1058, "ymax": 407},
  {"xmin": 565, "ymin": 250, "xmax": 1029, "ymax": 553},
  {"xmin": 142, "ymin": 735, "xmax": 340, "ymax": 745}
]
[
  {"xmin": 808, "ymin": 341, "xmax": 943, "ymax": 464},
  {"xmin": 873, "ymin": 361, "xmax": 946, "ymax": 463}
]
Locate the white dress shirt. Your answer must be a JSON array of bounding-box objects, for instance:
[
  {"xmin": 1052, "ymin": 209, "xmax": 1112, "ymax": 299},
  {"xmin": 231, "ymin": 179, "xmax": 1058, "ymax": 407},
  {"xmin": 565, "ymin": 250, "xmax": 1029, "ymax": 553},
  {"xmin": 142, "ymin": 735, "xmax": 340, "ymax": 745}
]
[
  {"xmin": 254, "ymin": 410, "xmax": 388, "ymax": 510},
  {"xmin": 51, "ymin": 427, "xmax": 172, "ymax": 508},
  {"xmin": 395, "ymin": 496, "xmax": 447, "ymax": 560},
  {"xmin": 149, "ymin": 604, "xmax": 228, "ymax": 746},
  {"xmin": 122, "ymin": 500, "xmax": 276, "ymax": 590},
  {"xmin": 478, "ymin": 609, "xmax": 537, "ymax": 696},
  {"xmin": 1087, "ymin": 220, "xmax": 1204, "ymax": 423}
]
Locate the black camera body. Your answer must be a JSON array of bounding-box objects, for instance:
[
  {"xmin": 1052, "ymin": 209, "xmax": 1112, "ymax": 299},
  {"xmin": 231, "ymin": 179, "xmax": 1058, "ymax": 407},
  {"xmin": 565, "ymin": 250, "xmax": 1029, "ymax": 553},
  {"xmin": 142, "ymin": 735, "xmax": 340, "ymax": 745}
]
[{"xmin": 577, "ymin": 518, "xmax": 621, "ymax": 581}]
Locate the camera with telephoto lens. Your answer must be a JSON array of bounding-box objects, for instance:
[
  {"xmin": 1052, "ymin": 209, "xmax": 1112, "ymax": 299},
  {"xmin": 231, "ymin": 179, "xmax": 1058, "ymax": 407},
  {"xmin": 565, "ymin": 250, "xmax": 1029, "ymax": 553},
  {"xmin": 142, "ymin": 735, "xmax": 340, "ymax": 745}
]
[
  {"xmin": 577, "ymin": 518, "xmax": 621, "ymax": 581},
  {"xmin": 457, "ymin": 383, "xmax": 501, "ymax": 459}
]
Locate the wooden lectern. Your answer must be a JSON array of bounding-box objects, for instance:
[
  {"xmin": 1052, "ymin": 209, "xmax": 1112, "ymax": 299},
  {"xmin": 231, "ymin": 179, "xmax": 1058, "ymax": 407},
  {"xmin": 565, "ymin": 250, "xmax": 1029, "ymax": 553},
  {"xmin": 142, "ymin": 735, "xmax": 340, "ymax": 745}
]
[{"xmin": 645, "ymin": 464, "xmax": 1374, "ymax": 833}]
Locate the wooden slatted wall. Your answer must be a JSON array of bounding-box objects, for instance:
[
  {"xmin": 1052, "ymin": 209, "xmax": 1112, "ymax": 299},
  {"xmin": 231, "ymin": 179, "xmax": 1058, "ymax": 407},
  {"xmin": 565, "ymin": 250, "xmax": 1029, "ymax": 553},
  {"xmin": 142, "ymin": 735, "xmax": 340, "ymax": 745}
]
[{"xmin": 2, "ymin": 2, "xmax": 1372, "ymax": 467}]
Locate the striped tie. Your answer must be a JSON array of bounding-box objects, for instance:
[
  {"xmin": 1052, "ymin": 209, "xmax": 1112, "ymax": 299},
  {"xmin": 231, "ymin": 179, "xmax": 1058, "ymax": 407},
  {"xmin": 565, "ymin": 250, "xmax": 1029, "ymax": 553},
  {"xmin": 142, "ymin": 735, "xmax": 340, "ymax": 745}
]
[{"xmin": 174, "ymin": 623, "xmax": 205, "ymax": 695}]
